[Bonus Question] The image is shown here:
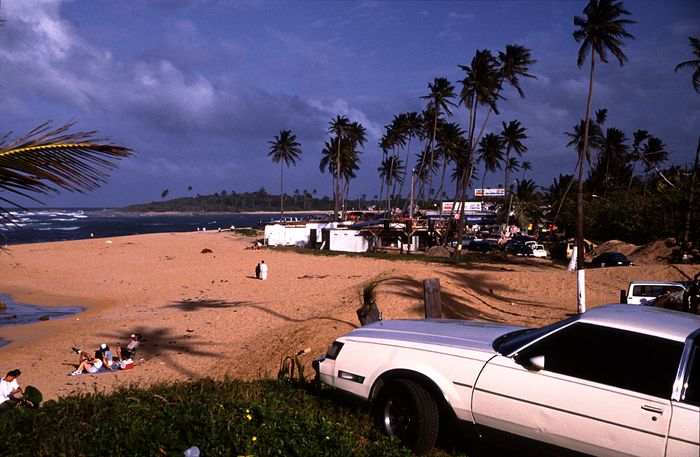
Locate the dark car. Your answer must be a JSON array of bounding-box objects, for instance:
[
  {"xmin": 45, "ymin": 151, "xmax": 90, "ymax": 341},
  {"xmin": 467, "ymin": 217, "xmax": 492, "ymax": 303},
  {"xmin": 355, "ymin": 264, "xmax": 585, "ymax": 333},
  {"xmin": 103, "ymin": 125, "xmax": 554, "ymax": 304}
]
[
  {"xmin": 467, "ymin": 239, "xmax": 497, "ymax": 252},
  {"xmin": 587, "ymin": 252, "xmax": 634, "ymax": 268},
  {"xmin": 508, "ymin": 243, "xmax": 535, "ymax": 256}
]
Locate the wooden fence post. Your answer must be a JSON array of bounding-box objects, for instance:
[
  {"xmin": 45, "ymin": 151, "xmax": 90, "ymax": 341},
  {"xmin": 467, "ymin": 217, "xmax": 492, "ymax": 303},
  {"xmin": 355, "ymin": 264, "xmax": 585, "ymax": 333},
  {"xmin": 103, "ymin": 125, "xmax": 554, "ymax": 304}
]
[{"xmin": 423, "ymin": 278, "xmax": 442, "ymax": 318}]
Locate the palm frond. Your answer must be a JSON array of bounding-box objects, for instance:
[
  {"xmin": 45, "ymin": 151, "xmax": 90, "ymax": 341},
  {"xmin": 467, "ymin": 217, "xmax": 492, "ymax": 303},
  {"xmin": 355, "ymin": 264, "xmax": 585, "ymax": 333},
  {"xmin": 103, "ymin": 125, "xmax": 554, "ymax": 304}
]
[{"xmin": 0, "ymin": 121, "xmax": 134, "ymax": 211}]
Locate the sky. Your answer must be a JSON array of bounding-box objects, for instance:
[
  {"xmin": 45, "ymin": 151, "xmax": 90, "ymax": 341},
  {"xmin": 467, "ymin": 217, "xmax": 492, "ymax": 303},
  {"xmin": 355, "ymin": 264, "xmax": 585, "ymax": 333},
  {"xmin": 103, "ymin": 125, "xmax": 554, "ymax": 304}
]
[{"xmin": 1, "ymin": 0, "xmax": 698, "ymax": 208}]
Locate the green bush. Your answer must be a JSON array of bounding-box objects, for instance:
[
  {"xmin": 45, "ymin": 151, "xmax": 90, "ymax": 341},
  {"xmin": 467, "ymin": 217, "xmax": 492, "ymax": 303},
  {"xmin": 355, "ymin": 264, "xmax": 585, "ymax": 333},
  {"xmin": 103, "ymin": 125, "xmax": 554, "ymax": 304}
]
[{"xmin": 0, "ymin": 378, "xmax": 418, "ymax": 457}]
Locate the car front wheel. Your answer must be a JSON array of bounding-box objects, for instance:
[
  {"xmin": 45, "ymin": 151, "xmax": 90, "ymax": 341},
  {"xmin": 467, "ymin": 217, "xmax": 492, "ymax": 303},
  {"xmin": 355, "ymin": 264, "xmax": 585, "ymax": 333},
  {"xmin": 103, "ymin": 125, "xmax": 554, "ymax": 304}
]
[{"xmin": 372, "ymin": 379, "xmax": 439, "ymax": 455}]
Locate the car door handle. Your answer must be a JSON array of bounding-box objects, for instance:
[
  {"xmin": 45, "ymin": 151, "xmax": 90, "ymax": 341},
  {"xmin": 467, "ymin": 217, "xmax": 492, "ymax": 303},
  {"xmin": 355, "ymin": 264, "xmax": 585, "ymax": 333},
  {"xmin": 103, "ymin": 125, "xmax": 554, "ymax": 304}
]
[{"xmin": 641, "ymin": 405, "xmax": 664, "ymax": 415}]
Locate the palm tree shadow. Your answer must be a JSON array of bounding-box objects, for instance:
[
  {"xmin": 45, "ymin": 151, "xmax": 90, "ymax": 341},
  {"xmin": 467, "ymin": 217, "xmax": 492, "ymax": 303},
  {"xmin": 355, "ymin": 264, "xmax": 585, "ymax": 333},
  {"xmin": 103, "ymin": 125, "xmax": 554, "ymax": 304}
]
[
  {"xmin": 99, "ymin": 326, "xmax": 217, "ymax": 378},
  {"xmin": 171, "ymin": 299, "xmax": 357, "ymax": 328},
  {"xmin": 168, "ymin": 299, "xmax": 251, "ymax": 312},
  {"xmin": 369, "ymin": 276, "xmax": 497, "ymax": 321}
]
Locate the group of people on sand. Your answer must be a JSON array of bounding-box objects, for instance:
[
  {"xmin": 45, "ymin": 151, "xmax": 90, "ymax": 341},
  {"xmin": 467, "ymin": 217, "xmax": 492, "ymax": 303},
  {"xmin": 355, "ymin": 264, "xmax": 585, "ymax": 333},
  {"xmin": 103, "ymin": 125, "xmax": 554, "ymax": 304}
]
[
  {"xmin": 255, "ymin": 260, "xmax": 268, "ymax": 280},
  {"xmin": 70, "ymin": 333, "xmax": 141, "ymax": 376}
]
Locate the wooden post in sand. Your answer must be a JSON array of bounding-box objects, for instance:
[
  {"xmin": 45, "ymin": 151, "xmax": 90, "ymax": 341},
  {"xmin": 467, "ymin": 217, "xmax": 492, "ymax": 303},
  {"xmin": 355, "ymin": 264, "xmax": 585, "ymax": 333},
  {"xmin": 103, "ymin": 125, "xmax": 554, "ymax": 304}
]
[{"xmin": 423, "ymin": 278, "xmax": 442, "ymax": 318}]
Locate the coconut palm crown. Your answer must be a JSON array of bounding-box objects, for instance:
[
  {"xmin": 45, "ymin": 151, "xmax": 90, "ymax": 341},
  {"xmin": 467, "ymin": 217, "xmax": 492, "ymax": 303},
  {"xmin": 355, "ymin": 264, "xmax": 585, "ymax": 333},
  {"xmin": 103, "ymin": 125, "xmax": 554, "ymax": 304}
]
[
  {"xmin": 674, "ymin": 37, "xmax": 700, "ymax": 93},
  {"xmin": 268, "ymin": 129, "xmax": 302, "ymax": 216}
]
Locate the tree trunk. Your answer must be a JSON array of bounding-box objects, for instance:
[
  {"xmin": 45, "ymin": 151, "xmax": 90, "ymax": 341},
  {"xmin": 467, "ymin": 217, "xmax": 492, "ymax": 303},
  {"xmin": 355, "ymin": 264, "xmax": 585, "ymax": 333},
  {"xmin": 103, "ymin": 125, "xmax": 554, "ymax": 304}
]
[
  {"xmin": 334, "ymin": 138, "xmax": 341, "ymax": 221},
  {"xmin": 682, "ymin": 135, "xmax": 700, "ymax": 254},
  {"xmin": 576, "ymin": 51, "xmax": 596, "ymax": 314},
  {"xmin": 280, "ymin": 164, "xmax": 284, "ymax": 217}
]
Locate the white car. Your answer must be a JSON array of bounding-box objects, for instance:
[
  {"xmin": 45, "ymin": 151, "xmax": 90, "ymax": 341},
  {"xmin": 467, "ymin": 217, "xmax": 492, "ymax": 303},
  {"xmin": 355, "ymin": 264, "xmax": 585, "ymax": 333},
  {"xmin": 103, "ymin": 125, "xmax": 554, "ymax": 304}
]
[
  {"xmin": 622, "ymin": 281, "xmax": 688, "ymax": 305},
  {"xmin": 314, "ymin": 305, "xmax": 700, "ymax": 455},
  {"xmin": 528, "ymin": 243, "xmax": 547, "ymax": 258}
]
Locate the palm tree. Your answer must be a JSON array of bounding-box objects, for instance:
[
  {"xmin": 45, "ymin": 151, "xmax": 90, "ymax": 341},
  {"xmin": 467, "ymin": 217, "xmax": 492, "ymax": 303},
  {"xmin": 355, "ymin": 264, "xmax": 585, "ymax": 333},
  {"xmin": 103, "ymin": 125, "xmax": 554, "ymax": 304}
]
[
  {"xmin": 640, "ymin": 136, "xmax": 673, "ymax": 190},
  {"xmin": 0, "ymin": 121, "xmax": 133, "ymax": 221},
  {"xmin": 627, "ymin": 129, "xmax": 649, "ymax": 189},
  {"xmin": 498, "ymin": 44, "xmax": 537, "ymax": 98},
  {"xmin": 378, "ymin": 156, "xmax": 404, "ymax": 214},
  {"xmin": 268, "ymin": 129, "xmax": 302, "ymax": 217},
  {"xmin": 476, "ymin": 133, "xmax": 504, "ymax": 203},
  {"xmin": 675, "ymin": 37, "xmax": 700, "ymax": 93},
  {"xmin": 395, "ymin": 112, "xmax": 424, "ymax": 207},
  {"xmin": 597, "ymin": 127, "xmax": 629, "ymax": 195},
  {"xmin": 343, "ymin": 122, "xmax": 367, "ymax": 218},
  {"xmin": 573, "ymin": 0, "xmax": 634, "ymax": 312},
  {"xmin": 675, "ymin": 37, "xmax": 700, "ymax": 256},
  {"xmin": 520, "ymin": 160, "xmax": 532, "ymax": 180},
  {"xmin": 434, "ymin": 121, "xmax": 465, "ymax": 211},
  {"xmin": 327, "ymin": 115, "xmax": 350, "ymax": 220},
  {"xmin": 511, "ymin": 178, "xmax": 543, "ymax": 230},
  {"xmin": 500, "ymin": 120, "xmax": 528, "ymax": 204},
  {"xmin": 419, "ymin": 77, "xmax": 456, "ymax": 203}
]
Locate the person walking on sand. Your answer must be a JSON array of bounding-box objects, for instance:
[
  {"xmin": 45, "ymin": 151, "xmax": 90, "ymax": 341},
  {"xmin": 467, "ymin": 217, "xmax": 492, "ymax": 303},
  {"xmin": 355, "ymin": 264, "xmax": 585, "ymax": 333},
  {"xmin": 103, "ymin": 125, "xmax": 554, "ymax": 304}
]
[
  {"xmin": 255, "ymin": 262, "xmax": 261, "ymax": 279},
  {"xmin": 260, "ymin": 260, "xmax": 268, "ymax": 280}
]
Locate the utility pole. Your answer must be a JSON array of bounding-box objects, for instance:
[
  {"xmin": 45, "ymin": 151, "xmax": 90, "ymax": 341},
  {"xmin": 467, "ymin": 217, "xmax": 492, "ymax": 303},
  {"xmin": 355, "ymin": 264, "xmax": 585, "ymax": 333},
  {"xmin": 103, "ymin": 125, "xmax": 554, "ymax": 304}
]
[{"xmin": 409, "ymin": 169, "xmax": 415, "ymax": 219}]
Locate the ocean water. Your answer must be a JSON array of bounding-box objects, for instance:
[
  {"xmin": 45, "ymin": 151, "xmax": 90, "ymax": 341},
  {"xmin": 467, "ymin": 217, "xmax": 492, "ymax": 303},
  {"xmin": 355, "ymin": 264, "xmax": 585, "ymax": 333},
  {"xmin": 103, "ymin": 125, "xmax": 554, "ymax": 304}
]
[
  {"xmin": 0, "ymin": 294, "xmax": 84, "ymax": 328},
  {"xmin": 0, "ymin": 209, "xmax": 308, "ymax": 245},
  {"xmin": 0, "ymin": 209, "xmax": 312, "ymax": 334}
]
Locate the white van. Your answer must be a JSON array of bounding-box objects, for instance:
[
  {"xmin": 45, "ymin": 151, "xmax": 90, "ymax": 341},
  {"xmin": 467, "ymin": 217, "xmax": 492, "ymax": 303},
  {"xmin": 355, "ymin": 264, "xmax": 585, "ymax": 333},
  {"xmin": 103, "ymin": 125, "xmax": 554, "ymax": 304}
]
[{"xmin": 620, "ymin": 281, "xmax": 688, "ymax": 305}]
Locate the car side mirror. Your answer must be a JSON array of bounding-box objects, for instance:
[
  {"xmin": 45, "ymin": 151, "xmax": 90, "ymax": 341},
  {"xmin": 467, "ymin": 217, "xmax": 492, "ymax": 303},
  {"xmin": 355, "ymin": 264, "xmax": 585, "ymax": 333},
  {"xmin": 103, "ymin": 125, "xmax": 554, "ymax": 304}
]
[{"xmin": 515, "ymin": 354, "xmax": 545, "ymax": 371}]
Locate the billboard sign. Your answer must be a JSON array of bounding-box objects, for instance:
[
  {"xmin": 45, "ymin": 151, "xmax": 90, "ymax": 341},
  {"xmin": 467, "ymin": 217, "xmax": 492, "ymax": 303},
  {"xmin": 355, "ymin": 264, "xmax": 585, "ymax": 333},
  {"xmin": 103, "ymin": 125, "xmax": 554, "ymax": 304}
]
[
  {"xmin": 474, "ymin": 188, "xmax": 505, "ymax": 197},
  {"xmin": 441, "ymin": 201, "xmax": 483, "ymax": 213}
]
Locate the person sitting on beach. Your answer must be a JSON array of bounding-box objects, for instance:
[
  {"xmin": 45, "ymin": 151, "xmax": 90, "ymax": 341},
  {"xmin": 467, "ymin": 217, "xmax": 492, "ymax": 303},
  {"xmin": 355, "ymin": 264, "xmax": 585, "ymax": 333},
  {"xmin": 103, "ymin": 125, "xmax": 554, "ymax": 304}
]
[
  {"xmin": 0, "ymin": 369, "xmax": 23, "ymax": 412},
  {"xmin": 71, "ymin": 353, "xmax": 103, "ymax": 376},
  {"xmin": 100, "ymin": 343, "xmax": 114, "ymax": 370},
  {"xmin": 116, "ymin": 333, "xmax": 141, "ymax": 362}
]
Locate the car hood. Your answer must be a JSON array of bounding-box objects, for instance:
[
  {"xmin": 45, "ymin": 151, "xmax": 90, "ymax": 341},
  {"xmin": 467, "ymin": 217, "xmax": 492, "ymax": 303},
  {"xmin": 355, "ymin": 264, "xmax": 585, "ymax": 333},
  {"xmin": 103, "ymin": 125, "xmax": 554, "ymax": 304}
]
[{"xmin": 347, "ymin": 319, "xmax": 527, "ymax": 354}]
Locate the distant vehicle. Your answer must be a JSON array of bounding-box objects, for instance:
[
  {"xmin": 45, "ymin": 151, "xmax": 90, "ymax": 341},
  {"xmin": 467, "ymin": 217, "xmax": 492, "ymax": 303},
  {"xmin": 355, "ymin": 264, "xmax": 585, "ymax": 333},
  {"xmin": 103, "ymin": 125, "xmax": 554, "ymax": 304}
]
[
  {"xmin": 314, "ymin": 305, "xmax": 700, "ymax": 455},
  {"xmin": 467, "ymin": 239, "xmax": 497, "ymax": 252},
  {"xmin": 621, "ymin": 281, "xmax": 689, "ymax": 305},
  {"xmin": 529, "ymin": 243, "xmax": 548, "ymax": 258},
  {"xmin": 504, "ymin": 240, "xmax": 547, "ymax": 257},
  {"xmin": 587, "ymin": 252, "xmax": 633, "ymax": 268},
  {"xmin": 449, "ymin": 235, "xmax": 477, "ymax": 248}
]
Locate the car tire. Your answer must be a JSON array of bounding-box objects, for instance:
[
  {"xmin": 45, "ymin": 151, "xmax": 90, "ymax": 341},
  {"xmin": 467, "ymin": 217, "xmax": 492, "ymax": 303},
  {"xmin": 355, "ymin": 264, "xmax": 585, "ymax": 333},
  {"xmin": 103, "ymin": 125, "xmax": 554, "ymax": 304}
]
[{"xmin": 372, "ymin": 379, "xmax": 439, "ymax": 455}]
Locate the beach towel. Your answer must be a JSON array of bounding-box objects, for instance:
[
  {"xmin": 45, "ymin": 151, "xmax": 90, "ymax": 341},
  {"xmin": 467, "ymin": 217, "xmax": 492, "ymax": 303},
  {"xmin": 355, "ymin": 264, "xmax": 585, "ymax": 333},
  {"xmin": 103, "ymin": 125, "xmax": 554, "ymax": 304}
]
[{"xmin": 68, "ymin": 366, "xmax": 123, "ymax": 376}]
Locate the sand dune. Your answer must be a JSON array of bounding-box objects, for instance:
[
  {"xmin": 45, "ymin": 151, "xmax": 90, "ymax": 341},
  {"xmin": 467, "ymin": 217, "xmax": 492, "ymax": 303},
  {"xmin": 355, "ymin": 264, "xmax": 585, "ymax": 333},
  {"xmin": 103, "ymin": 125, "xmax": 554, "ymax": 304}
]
[{"xmin": 0, "ymin": 231, "xmax": 696, "ymax": 401}]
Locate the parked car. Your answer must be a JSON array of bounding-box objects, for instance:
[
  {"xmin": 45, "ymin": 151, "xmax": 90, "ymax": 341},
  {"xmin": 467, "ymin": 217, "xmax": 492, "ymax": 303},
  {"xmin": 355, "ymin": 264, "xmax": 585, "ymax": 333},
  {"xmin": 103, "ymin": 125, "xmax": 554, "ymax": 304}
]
[
  {"xmin": 467, "ymin": 239, "xmax": 497, "ymax": 252},
  {"xmin": 314, "ymin": 305, "xmax": 700, "ymax": 455},
  {"xmin": 528, "ymin": 243, "xmax": 548, "ymax": 258},
  {"xmin": 587, "ymin": 251, "xmax": 634, "ymax": 268},
  {"xmin": 449, "ymin": 235, "xmax": 477, "ymax": 248},
  {"xmin": 504, "ymin": 241, "xmax": 547, "ymax": 258},
  {"xmin": 621, "ymin": 281, "xmax": 689, "ymax": 305}
]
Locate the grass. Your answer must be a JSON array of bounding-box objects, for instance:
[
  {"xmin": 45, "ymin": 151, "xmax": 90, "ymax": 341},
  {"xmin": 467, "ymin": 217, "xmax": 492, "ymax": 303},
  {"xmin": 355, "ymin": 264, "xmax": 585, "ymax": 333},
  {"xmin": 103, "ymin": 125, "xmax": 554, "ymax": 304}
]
[{"xmin": 0, "ymin": 378, "xmax": 441, "ymax": 457}]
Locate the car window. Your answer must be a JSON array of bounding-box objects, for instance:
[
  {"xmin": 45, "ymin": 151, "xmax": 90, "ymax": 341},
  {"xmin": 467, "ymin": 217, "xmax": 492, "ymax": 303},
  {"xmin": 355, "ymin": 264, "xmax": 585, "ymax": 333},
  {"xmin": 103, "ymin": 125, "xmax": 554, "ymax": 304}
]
[
  {"xmin": 632, "ymin": 285, "xmax": 684, "ymax": 297},
  {"xmin": 518, "ymin": 323, "xmax": 684, "ymax": 398},
  {"xmin": 681, "ymin": 343, "xmax": 699, "ymax": 406}
]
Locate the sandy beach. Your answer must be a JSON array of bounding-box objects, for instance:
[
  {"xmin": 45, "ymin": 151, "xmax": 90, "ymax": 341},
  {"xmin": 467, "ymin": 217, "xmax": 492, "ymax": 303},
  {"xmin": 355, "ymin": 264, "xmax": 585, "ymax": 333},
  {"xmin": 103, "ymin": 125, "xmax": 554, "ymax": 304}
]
[{"xmin": 0, "ymin": 231, "xmax": 696, "ymax": 401}]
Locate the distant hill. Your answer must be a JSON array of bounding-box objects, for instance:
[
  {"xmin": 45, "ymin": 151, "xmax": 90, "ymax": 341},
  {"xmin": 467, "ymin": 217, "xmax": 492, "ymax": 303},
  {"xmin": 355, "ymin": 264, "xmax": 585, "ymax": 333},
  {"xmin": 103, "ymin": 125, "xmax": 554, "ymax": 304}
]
[{"xmin": 121, "ymin": 188, "xmax": 363, "ymax": 213}]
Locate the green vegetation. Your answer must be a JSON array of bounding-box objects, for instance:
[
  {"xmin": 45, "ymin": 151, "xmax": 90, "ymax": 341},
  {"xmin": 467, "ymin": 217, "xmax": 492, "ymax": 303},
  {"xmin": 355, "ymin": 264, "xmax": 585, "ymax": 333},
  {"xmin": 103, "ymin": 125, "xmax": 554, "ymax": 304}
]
[
  {"xmin": 0, "ymin": 378, "xmax": 422, "ymax": 457},
  {"xmin": 123, "ymin": 187, "xmax": 339, "ymax": 213}
]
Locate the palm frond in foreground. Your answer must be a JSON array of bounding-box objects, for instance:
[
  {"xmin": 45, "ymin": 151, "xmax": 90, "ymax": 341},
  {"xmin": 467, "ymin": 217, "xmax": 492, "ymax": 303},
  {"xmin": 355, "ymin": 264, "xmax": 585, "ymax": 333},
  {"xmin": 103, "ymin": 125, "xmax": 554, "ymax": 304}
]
[{"xmin": 0, "ymin": 121, "xmax": 134, "ymax": 215}]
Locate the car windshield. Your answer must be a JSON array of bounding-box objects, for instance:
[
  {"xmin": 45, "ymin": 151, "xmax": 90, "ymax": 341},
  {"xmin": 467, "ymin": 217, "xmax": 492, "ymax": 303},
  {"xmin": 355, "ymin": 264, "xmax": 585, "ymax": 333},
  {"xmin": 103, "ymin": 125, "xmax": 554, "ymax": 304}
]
[{"xmin": 493, "ymin": 315, "xmax": 579, "ymax": 356}]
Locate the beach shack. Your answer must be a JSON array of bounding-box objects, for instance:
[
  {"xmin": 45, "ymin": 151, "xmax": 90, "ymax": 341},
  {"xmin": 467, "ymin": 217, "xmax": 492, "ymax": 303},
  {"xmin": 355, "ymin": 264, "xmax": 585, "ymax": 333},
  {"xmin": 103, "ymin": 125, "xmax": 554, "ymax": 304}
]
[
  {"xmin": 264, "ymin": 222, "xmax": 328, "ymax": 247},
  {"xmin": 264, "ymin": 222, "xmax": 371, "ymax": 252}
]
